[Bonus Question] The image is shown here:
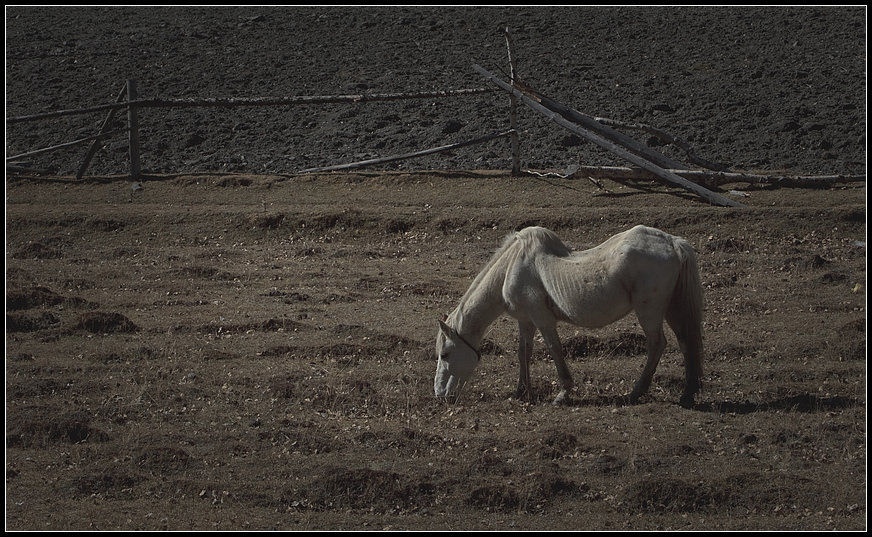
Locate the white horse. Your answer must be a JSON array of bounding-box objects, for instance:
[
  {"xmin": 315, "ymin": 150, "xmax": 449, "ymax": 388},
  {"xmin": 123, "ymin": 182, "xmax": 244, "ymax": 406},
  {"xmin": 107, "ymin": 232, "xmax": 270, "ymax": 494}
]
[{"xmin": 434, "ymin": 225, "xmax": 704, "ymax": 407}]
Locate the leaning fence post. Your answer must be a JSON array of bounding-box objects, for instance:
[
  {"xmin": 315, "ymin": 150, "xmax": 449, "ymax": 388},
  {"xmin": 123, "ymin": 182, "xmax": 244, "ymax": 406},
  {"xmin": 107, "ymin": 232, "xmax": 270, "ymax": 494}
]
[
  {"xmin": 473, "ymin": 64, "xmax": 745, "ymax": 207},
  {"xmin": 76, "ymin": 82, "xmax": 128, "ymax": 180},
  {"xmin": 126, "ymin": 79, "xmax": 141, "ymax": 180},
  {"xmin": 505, "ymin": 27, "xmax": 521, "ymax": 176}
]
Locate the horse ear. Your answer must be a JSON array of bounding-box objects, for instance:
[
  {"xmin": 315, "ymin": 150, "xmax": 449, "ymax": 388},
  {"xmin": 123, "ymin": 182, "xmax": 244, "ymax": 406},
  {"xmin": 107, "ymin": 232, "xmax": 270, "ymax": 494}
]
[{"xmin": 437, "ymin": 319, "xmax": 454, "ymax": 339}]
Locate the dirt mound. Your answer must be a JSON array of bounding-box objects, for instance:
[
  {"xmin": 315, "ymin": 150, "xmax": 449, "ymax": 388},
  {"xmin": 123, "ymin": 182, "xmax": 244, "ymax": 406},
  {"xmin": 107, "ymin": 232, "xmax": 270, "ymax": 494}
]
[
  {"xmin": 7, "ymin": 408, "xmax": 110, "ymax": 448},
  {"xmin": 294, "ymin": 467, "xmax": 436, "ymax": 514},
  {"xmin": 621, "ymin": 472, "xmax": 814, "ymax": 515},
  {"xmin": 564, "ymin": 332, "xmax": 649, "ymax": 358},
  {"xmin": 74, "ymin": 311, "xmax": 139, "ymax": 334},
  {"xmin": 466, "ymin": 470, "xmax": 591, "ymax": 513}
]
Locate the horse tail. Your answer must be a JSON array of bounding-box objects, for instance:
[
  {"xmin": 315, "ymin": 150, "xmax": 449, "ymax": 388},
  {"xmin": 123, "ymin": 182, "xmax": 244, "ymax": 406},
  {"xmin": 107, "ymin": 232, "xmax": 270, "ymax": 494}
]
[{"xmin": 667, "ymin": 237, "xmax": 704, "ymax": 400}]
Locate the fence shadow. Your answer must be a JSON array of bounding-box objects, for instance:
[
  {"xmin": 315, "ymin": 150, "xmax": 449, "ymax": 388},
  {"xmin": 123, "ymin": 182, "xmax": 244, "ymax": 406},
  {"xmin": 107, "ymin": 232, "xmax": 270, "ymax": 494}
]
[
  {"xmin": 692, "ymin": 393, "xmax": 862, "ymax": 414},
  {"xmin": 563, "ymin": 392, "xmax": 861, "ymax": 414}
]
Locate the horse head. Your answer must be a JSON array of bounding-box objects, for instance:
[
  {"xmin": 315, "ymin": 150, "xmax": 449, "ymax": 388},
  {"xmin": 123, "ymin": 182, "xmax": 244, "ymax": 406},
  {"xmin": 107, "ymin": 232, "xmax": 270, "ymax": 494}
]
[{"xmin": 434, "ymin": 316, "xmax": 480, "ymax": 403}]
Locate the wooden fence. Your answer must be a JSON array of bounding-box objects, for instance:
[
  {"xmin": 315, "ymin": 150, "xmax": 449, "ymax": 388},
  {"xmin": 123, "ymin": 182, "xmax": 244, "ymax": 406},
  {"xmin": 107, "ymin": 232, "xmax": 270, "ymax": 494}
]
[
  {"xmin": 6, "ymin": 81, "xmax": 504, "ymax": 180},
  {"xmin": 6, "ymin": 27, "xmax": 863, "ymax": 207}
]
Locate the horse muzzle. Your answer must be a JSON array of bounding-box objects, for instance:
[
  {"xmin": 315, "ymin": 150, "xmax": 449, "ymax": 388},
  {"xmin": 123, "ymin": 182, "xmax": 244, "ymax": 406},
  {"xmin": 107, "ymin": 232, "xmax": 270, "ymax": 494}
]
[{"xmin": 434, "ymin": 375, "xmax": 465, "ymax": 403}]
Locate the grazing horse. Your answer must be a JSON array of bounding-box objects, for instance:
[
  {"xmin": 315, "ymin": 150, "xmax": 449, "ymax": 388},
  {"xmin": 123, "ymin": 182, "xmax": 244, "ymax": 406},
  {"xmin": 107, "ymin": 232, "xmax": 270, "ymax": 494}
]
[{"xmin": 434, "ymin": 225, "xmax": 704, "ymax": 407}]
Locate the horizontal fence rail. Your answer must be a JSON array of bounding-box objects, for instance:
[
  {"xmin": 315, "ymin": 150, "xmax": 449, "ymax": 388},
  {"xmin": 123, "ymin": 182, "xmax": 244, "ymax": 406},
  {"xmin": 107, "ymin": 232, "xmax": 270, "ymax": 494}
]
[
  {"xmin": 6, "ymin": 87, "xmax": 498, "ymax": 124},
  {"xmin": 5, "ymin": 128, "xmax": 129, "ymax": 162}
]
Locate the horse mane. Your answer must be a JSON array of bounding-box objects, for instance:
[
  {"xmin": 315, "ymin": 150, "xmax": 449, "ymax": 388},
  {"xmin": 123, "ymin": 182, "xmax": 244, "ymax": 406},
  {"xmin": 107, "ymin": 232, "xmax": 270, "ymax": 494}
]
[
  {"xmin": 450, "ymin": 231, "xmax": 517, "ymax": 322},
  {"xmin": 450, "ymin": 227, "xmax": 572, "ymax": 325},
  {"xmin": 514, "ymin": 226, "xmax": 572, "ymax": 258}
]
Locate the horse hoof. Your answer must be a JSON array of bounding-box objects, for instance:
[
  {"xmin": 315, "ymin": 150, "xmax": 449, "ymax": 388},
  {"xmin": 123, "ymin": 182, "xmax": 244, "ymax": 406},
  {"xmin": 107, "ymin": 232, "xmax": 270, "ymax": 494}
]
[
  {"xmin": 514, "ymin": 388, "xmax": 532, "ymax": 402},
  {"xmin": 679, "ymin": 394, "xmax": 695, "ymax": 409},
  {"xmin": 551, "ymin": 392, "xmax": 570, "ymax": 406}
]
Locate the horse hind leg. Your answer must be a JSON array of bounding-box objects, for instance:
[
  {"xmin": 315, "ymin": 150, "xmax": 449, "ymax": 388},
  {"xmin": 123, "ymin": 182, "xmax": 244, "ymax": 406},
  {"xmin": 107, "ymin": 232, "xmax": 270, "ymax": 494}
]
[
  {"xmin": 668, "ymin": 238, "xmax": 704, "ymax": 408},
  {"xmin": 666, "ymin": 313, "xmax": 702, "ymax": 408},
  {"xmin": 629, "ymin": 310, "xmax": 667, "ymax": 404}
]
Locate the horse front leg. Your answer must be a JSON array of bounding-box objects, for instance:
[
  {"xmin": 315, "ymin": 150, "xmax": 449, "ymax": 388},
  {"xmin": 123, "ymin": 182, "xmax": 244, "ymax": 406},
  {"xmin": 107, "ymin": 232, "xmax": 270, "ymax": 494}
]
[{"xmin": 515, "ymin": 320, "xmax": 535, "ymax": 400}]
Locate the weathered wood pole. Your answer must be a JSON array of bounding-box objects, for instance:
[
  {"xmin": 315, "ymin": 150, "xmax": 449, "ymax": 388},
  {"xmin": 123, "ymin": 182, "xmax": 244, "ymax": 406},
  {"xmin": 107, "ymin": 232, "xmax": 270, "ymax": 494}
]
[
  {"xmin": 297, "ymin": 129, "xmax": 515, "ymax": 174},
  {"xmin": 126, "ymin": 79, "xmax": 141, "ymax": 180},
  {"xmin": 505, "ymin": 27, "xmax": 521, "ymax": 176}
]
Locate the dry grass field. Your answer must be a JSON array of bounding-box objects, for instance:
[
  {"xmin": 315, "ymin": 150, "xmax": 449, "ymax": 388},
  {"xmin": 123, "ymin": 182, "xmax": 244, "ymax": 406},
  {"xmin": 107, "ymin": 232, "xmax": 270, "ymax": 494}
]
[{"xmin": 5, "ymin": 170, "xmax": 866, "ymax": 530}]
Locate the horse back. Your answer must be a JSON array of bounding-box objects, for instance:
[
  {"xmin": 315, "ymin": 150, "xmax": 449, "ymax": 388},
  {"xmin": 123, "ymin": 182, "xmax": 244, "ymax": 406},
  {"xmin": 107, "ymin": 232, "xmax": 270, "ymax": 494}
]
[{"xmin": 519, "ymin": 225, "xmax": 685, "ymax": 327}]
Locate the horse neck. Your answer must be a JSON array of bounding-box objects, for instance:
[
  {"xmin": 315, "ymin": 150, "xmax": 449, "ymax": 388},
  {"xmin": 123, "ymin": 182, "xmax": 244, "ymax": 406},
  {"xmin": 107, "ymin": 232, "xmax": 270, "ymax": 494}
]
[{"xmin": 451, "ymin": 239, "xmax": 516, "ymax": 346}]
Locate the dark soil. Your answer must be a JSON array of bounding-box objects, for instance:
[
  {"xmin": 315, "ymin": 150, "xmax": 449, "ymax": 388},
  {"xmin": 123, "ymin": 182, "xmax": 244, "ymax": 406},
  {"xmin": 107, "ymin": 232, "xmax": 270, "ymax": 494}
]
[{"xmin": 4, "ymin": 6, "xmax": 867, "ymax": 532}]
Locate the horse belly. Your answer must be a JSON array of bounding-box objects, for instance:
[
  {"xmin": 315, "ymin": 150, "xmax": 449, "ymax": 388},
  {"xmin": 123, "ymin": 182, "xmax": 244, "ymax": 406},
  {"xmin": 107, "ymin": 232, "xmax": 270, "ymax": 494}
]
[{"xmin": 548, "ymin": 277, "xmax": 633, "ymax": 329}]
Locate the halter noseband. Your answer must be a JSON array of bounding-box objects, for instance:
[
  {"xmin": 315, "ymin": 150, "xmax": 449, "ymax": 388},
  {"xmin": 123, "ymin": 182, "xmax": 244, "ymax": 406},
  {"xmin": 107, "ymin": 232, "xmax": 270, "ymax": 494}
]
[
  {"xmin": 454, "ymin": 330, "xmax": 481, "ymax": 362},
  {"xmin": 441, "ymin": 314, "xmax": 481, "ymax": 362}
]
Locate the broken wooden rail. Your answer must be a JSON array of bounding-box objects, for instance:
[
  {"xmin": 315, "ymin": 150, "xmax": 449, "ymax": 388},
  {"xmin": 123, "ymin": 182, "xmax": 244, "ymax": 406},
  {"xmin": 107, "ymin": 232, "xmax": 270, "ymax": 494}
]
[
  {"xmin": 512, "ymin": 81, "xmax": 688, "ymax": 172},
  {"xmin": 593, "ymin": 117, "xmax": 729, "ymax": 172},
  {"xmin": 297, "ymin": 129, "xmax": 515, "ymax": 174},
  {"xmin": 5, "ymin": 128, "xmax": 129, "ymax": 162},
  {"xmin": 472, "ymin": 64, "xmax": 745, "ymax": 208},
  {"xmin": 574, "ymin": 165, "xmax": 866, "ymax": 189}
]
